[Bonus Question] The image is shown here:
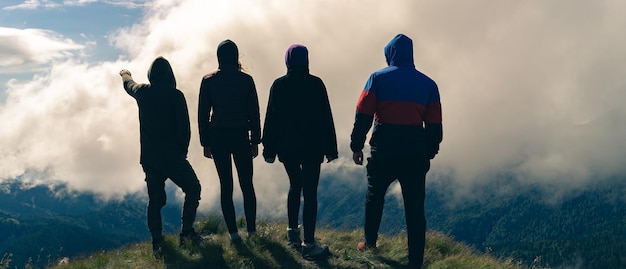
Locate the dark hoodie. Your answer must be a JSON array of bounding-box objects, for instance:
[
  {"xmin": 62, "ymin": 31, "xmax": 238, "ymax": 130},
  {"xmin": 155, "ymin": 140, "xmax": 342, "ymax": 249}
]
[
  {"xmin": 198, "ymin": 40, "xmax": 261, "ymax": 147},
  {"xmin": 350, "ymin": 34, "xmax": 443, "ymax": 158},
  {"xmin": 122, "ymin": 57, "xmax": 191, "ymax": 165},
  {"xmin": 262, "ymin": 44, "xmax": 338, "ymax": 163}
]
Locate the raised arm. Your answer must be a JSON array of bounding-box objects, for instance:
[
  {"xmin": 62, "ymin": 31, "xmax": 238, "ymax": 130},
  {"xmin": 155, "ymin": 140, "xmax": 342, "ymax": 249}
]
[{"xmin": 119, "ymin": 69, "xmax": 144, "ymax": 97}]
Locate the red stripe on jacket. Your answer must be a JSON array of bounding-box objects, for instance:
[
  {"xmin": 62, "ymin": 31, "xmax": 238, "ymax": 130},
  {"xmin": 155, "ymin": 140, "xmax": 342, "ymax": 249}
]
[
  {"xmin": 356, "ymin": 90, "xmax": 377, "ymax": 116},
  {"xmin": 374, "ymin": 100, "xmax": 426, "ymax": 125}
]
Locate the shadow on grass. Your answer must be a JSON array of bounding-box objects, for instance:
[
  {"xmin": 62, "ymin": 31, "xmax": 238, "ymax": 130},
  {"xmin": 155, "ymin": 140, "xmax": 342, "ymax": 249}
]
[
  {"xmin": 377, "ymin": 256, "xmax": 407, "ymax": 269},
  {"xmin": 162, "ymin": 240, "xmax": 228, "ymax": 269},
  {"xmin": 256, "ymin": 237, "xmax": 302, "ymax": 269},
  {"xmin": 313, "ymin": 253, "xmax": 355, "ymax": 269}
]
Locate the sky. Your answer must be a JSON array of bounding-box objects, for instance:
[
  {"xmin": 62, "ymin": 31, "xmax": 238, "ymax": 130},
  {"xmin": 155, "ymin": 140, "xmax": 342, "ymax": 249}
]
[{"xmin": 1, "ymin": 0, "xmax": 625, "ymax": 213}]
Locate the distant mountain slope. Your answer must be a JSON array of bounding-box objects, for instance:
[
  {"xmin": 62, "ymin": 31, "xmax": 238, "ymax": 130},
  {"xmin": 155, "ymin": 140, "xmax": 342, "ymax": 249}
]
[
  {"xmin": 0, "ymin": 180, "xmax": 182, "ymax": 268},
  {"xmin": 2, "ymin": 176, "xmax": 625, "ymax": 268},
  {"xmin": 314, "ymin": 176, "xmax": 626, "ymax": 268}
]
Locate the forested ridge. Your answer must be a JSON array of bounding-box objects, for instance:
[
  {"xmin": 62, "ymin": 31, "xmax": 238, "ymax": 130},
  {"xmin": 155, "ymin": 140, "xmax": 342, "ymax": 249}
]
[{"xmin": 1, "ymin": 177, "xmax": 625, "ymax": 268}]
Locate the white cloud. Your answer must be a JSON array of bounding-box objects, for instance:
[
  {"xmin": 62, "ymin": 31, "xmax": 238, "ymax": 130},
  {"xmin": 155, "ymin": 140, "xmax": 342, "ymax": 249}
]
[
  {"xmin": 3, "ymin": 0, "xmax": 59, "ymax": 10},
  {"xmin": 3, "ymin": 0, "xmax": 147, "ymax": 10},
  {"xmin": 2, "ymin": 0, "xmax": 626, "ymax": 210},
  {"xmin": 0, "ymin": 27, "xmax": 84, "ymax": 74},
  {"xmin": 65, "ymin": 0, "xmax": 149, "ymax": 8}
]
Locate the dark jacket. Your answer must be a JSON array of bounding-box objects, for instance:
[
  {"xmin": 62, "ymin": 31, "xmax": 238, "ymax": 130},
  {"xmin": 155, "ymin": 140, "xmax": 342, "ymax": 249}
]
[
  {"xmin": 198, "ymin": 40, "xmax": 261, "ymax": 147},
  {"xmin": 122, "ymin": 57, "xmax": 191, "ymax": 165},
  {"xmin": 350, "ymin": 34, "xmax": 443, "ymax": 158},
  {"xmin": 262, "ymin": 44, "xmax": 338, "ymax": 163}
]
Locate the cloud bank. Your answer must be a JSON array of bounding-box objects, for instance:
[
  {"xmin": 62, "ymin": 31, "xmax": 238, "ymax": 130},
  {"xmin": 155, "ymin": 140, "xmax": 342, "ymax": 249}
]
[
  {"xmin": 1, "ymin": 0, "xmax": 626, "ymax": 212},
  {"xmin": 0, "ymin": 27, "xmax": 84, "ymax": 73}
]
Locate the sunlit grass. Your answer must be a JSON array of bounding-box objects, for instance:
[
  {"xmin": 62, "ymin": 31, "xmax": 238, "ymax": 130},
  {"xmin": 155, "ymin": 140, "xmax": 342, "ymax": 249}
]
[{"xmin": 49, "ymin": 214, "xmax": 533, "ymax": 269}]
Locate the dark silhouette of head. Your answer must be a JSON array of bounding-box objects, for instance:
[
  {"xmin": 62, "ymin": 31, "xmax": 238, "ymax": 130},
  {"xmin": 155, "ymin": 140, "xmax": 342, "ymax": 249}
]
[
  {"xmin": 147, "ymin": 56, "xmax": 176, "ymax": 88},
  {"xmin": 285, "ymin": 44, "xmax": 309, "ymax": 72},
  {"xmin": 384, "ymin": 34, "xmax": 415, "ymax": 67},
  {"xmin": 217, "ymin": 39, "xmax": 241, "ymax": 70}
]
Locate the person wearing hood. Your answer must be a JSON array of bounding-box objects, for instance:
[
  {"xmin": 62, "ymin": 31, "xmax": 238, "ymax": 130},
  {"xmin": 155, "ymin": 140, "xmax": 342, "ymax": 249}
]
[
  {"xmin": 198, "ymin": 40, "xmax": 261, "ymax": 240},
  {"xmin": 350, "ymin": 34, "xmax": 443, "ymax": 269},
  {"xmin": 262, "ymin": 44, "xmax": 337, "ymax": 260},
  {"xmin": 119, "ymin": 57, "xmax": 202, "ymax": 258}
]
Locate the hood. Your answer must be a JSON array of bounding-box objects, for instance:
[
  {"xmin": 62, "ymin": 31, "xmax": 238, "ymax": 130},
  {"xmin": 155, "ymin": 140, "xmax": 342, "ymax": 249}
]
[
  {"xmin": 285, "ymin": 44, "xmax": 309, "ymax": 71},
  {"xmin": 384, "ymin": 34, "xmax": 415, "ymax": 67},
  {"xmin": 217, "ymin": 39, "xmax": 239, "ymax": 69},
  {"xmin": 147, "ymin": 56, "xmax": 176, "ymax": 88}
]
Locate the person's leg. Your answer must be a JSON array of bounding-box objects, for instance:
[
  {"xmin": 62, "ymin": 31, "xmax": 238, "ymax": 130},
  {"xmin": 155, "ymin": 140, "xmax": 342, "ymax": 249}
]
[
  {"xmin": 167, "ymin": 160, "xmax": 201, "ymax": 234},
  {"xmin": 143, "ymin": 164, "xmax": 167, "ymax": 243},
  {"xmin": 300, "ymin": 162, "xmax": 321, "ymax": 244},
  {"xmin": 363, "ymin": 157, "xmax": 395, "ymax": 247},
  {"xmin": 282, "ymin": 162, "xmax": 303, "ymax": 230},
  {"xmin": 233, "ymin": 146, "xmax": 257, "ymax": 233},
  {"xmin": 398, "ymin": 156, "xmax": 430, "ymax": 268},
  {"xmin": 212, "ymin": 149, "xmax": 238, "ymax": 235}
]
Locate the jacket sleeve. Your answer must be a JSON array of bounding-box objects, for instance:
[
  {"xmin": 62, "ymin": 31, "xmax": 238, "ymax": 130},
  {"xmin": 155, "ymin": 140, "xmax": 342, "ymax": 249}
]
[
  {"xmin": 319, "ymin": 79, "xmax": 338, "ymax": 159},
  {"xmin": 247, "ymin": 76, "xmax": 262, "ymax": 145},
  {"xmin": 424, "ymin": 84, "xmax": 443, "ymax": 159},
  {"xmin": 121, "ymin": 73, "xmax": 145, "ymax": 97},
  {"xmin": 175, "ymin": 90, "xmax": 191, "ymax": 156},
  {"xmin": 261, "ymin": 80, "xmax": 278, "ymax": 159},
  {"xmin": 198, "ymin": 78, "xmax": 212, "ymax": 147},
  {"xmin": 350, "ymin": 74, "xmax": 377, "ymax": 152}
]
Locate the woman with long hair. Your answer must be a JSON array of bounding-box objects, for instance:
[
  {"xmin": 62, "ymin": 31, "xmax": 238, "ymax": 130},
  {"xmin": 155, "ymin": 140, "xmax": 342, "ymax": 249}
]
[{"xmin": 198, "ymin": 40, "xmax": 260, "ymax": 240}]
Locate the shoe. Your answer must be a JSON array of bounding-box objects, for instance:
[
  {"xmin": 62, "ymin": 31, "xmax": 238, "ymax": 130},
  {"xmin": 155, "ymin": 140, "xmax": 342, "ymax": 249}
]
[
  {"xmin": 152, "ymin": 238, "xmax": 164, "ymax": 259},
  {"xmin": 179, "ymin": 230, "xmax": 202, "ymax": 247},
  {"xmin": 301, "ymin": 241, "xmax": 330, "ymax": 260},
  {"xmin": 357, "ymin": 241, "xmax": 377, "ymax": 252},
  {"xmin": 287, "ymin": 227, "xmax": 302, "ymax": 249},
  {"xmin": 230, "ymin": 232, "xmax": 241, "ymax": 241},
  {"xmin": 247, "ymin": 230, "xmax": 257, "ymax": 238}
]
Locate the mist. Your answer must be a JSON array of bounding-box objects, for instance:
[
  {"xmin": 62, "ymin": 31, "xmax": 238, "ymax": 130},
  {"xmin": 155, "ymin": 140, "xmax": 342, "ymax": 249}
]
[{"xmin": 1, "ymin": 0, "xmax": 625, "ymax": 213}]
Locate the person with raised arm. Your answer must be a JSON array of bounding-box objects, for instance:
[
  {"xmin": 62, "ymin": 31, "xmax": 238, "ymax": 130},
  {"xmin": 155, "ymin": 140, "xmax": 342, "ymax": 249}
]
[{"xmin": 120, "ymin": 56, "xmax": 202, "ymax": 258}]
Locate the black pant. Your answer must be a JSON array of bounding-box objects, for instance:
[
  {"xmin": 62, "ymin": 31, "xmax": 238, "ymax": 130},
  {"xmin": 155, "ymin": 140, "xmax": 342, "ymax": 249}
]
[
  {"xmin": 143, "ymin": 160, "xmax": 201, "ymax": 241},
  {"xmin": 364, "ymin": 154, "xmax": 430, "ymax": 268},
  {"xmin": 283, "ymin": 161, "xmax": 321, "ymax": 244},
  {"xmin": 211, "ymin": 128, "xmax": 257, "ymax": 234}
]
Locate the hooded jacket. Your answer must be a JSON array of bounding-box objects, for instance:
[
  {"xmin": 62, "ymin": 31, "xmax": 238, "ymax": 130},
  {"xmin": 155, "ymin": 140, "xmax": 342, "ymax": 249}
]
[
  {"xmin": 122, "ymin": 56, "xmax": 191, "ymax": 165},
  {"xmin": 198, "ymin": 40, "xmax": 261, "ymax": 147},
  {"xmin": 350, "ymin": 34, "xmax": 443, "ymax": 158},
  {"xmin": 262, "ymin": 44, "xmax": 338, "ymax": 163}
]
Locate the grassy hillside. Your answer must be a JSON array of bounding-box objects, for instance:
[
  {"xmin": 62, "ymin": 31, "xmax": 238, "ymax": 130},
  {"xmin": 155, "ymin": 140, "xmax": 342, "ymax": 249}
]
[{"xmin": 36, "ymin": 215, "xmax": 531, "ymax": 269}]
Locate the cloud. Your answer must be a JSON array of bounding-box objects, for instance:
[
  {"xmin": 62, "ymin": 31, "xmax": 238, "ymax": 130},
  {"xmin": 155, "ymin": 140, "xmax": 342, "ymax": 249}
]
[
  {"xmin": 3, "ymin": 0, "xmax": 147, "ymax": 10},
  {"xmin": 3, "ymin": 0, "xmax": 59, "ymax": 10},
  {"xmin": 0, "ymin": 27, "xmax": 84, "ymax": 74},
  {"xmin": 64, "ymin": 0, "xmax": 148, "ymax": 8},
  {"xmin": 2, "ymin": 0, "xmax": 626, "ymax": 212}
]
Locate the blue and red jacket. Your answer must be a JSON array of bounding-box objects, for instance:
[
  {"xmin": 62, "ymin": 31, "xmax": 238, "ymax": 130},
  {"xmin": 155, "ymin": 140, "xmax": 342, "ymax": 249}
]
[{"xmin": 350, "ymin": 34, "xmax": 442, "ymax": 158}]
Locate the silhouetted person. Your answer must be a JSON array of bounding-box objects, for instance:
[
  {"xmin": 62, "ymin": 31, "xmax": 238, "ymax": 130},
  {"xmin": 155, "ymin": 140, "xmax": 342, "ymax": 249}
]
[
  {"xmin": 119, "ymin": 57, "xmax": 202, "ymax": 258},
  {"xmin": 198, "ymin": 40, "xmax": 260, "ymax": 240},
  {"xmin": 262, "ymin": 44, "xmax": 337, "ymax": 260},
  {"xmin": 350, "ymin": 34, "xmax": 443, "ymax": 269}
]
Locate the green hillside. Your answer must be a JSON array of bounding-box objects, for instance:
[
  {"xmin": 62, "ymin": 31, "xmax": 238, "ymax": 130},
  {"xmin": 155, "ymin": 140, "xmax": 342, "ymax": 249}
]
[{"xmin": 27, "ymin": 215, "xmax": 533, "ymax": 269}]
